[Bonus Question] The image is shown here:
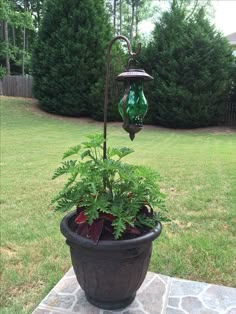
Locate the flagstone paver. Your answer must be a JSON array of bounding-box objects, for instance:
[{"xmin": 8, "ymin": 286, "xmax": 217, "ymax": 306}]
[{"xmin": 32, "ymin": 268, "xmax": 236, "ymax": 314}]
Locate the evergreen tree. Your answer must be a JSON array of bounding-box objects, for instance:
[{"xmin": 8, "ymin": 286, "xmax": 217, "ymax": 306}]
[
  {"xmin": 229, "ymin": 57, "xmax": 236, "ymax": 103},
  {"xmin": 32, "ymin": 0, "xmax": 112, "ymax": 116},
  {"xmin": 142, "ymin": 1, "xmax": 233, "ymax": 128}
]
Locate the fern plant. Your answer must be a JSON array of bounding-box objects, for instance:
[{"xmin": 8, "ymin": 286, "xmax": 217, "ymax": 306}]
[{"xmin": 52, "ymin": 134, "xmax": 167, "ymax": 243}]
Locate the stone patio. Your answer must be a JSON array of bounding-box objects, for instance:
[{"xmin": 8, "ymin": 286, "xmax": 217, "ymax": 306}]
[{"xmin": 32, "ymin": 268, "xmax": 236, "ymax": 314}]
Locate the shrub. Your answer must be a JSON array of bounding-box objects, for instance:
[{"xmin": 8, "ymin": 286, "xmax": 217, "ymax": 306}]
[
  {"xmin": 32, "ymin": 0, "xmax": 112, "ymax": 117},
  {"xmin": 142, "ymin": 2, "xmax": 234, "ymax": 128},
  {"xmin": 229, "ymin": 57, "xmax": 236, "ymax": 103}
]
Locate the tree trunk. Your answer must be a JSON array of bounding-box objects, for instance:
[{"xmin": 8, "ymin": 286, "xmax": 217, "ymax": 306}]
[
  {"xmin": 22, "ymin": 27, "xmax": 26, "ymax": 75},
  {"xmin": 113, "ymin": 0, "xmax": 117, "ymax": 33},
  {"xmin": 26, "ymin": 28, "xmax": 28, "ymax": 51},
  {"xmin": 36, "ymin": 1, "xmax": 41, "ymax": 28},
  {"xmin": 1, "ymin": 21, "xmax": 5, "ymax": 40},
  {"xmin": 119, "ymin": 0, "xmax": 122, "ymax": 35},
  {"xmin": 0, "ymin": 79, "xmax": 3, "ymax": 95},
  {"xmin": 12, "ymin": 26, "xmax": 16, "ymax": 46},
  {"xmin": 130, "ymin": 0, "xmax": 135, "ymax": 43},
  {"xmin": 3, "ymin": 21, "xmax": 11, "ymax": 75},
  {"xmin": 186, "ymin": 0, "xmax": 200, "ymax": 21},
  {"xmin": 22, "ymin": 0, "xmax": 28, "ymax": 76},
  {"xmin": 135, "ymin": 2, "xmax": 138, "ymax": 38}
]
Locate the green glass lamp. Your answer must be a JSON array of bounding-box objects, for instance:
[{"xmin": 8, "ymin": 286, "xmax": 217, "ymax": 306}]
[{"xmin": 116, "ymin": 68, "xmax": 153, "ymax": 140}]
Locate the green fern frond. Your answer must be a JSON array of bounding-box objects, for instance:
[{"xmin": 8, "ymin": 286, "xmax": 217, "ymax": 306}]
[
  {"xmin": 63, "ymin": 145, "xmax": 81, "ymax": 159},
  {"xmin": 81, "ymin": 150, "xmax": 92, "ymax": 160},
  {"xmin": 54, "ymin": 199, "xmax": 76, "ymax": 212},
  {"xmin": 80, "ymin": 196, "xmax": 109, "ymax": 224},
  {"xmin": 112, "ymin": 217, "xmax": 126, "ymax": 239},
  {"xmin": 51, "ymin": 184, "xmax": 80, "ymax": 204},
  {"xmin": 83, "ymin": 134, "xmax": 104, "ymax": 149},
  {"xmin": 63, "ymin": 171, "xmax": 79, "ymax": 189},
  {"xmin": 137, "ymin": 214, "xmax": 158, "ymax": 229},
  {"xmin": 107, "ymin": 147, "xmax": 134, "ymax": 159},
  {"xmin": 52, "ymin": 160, "xmax": 77, "ymax": 180},
  {"xmin": 79, "ymin": 202, "xmax": 99, "ymax": 224}
]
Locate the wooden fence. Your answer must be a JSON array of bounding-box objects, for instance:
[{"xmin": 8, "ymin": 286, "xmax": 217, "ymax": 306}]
[
  {"xmin": 0, "ymin": 75, "xmax": 33, "ymax": 98},
  {"xmin": 224, "ymin": 102, "xmax": 236, "ymax": 126}
]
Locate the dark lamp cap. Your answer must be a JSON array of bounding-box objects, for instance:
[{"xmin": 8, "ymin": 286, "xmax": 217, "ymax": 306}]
[{"xmin": 116, "ymin": 68, "xmax": 153, "ymax": 81}]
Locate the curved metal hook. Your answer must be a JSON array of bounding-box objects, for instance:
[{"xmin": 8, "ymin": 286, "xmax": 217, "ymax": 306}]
[
  {"xmin": 127, "ymin": 58, "xmax": 140, "ymax": 70},
  {"xmin": 103, "ymin": 36, "xmax": 142, "ymax": 160},
  {"xmin": 107, "ymin": 35, "xmax": 141, "ymax": 58}
]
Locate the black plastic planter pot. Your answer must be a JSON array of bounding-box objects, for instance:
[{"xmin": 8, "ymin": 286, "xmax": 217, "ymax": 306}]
[{"xmin": 60, "ymin": 211, "xmax": 162, "ymax": 310}]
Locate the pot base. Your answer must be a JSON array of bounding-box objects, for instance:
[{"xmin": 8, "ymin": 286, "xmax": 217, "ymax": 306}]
[{"xmin": 85, "ymin": 293, "xmax": 136, "ymax": 310}]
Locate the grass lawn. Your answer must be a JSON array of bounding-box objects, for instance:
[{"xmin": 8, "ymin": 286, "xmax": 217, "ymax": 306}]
[{"xmin": 1, "ymin": 96, "xmax": 236, "ymax": 313}]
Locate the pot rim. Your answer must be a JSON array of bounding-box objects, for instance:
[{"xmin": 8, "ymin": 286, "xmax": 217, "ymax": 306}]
[{"xmin": 60, "ymin": 210, "xmax": 162, "ymax": 250}]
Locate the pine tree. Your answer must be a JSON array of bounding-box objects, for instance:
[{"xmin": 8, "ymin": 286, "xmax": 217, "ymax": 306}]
[
  {"xmin": 32, "ymin": 0, "xmax": 112, "ymax": 116},
  {"xmin": 142, "ymin": 1, "xmax": 233, "ymax": 128}
]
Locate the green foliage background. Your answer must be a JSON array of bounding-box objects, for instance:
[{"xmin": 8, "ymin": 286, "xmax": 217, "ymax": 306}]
[
  {"xmin": 32, "ymin": 0, "xmax": 116, "ymax": 117},
  {"xmin": 229, "ymin": 57, "xmax": 236, "ymax": 103},
  {"xmin": 0, "ymin": 0, "xmax": 35, "ymax": 75},
  {"xmin": 31, "ymin": 0, "xmax": 235, "ymax": 127},
  {"xmin": 142, "ymin": 2, "xmax": 234, "ymax": 128}
]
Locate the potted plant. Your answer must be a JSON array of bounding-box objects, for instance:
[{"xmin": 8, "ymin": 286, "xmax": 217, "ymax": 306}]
[{"xmin": 52, "ymin": 133, "xmax": 167, "ymax": 310}]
